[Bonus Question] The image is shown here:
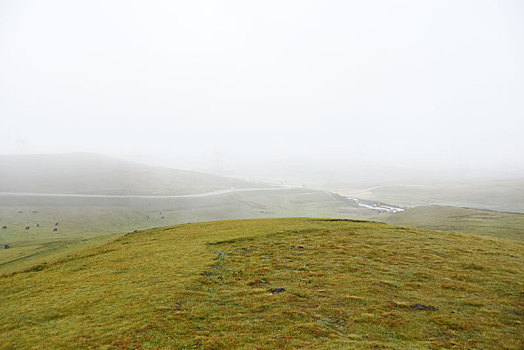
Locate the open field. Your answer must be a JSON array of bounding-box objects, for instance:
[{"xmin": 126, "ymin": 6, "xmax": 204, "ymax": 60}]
[
  {"xmin": 0, "ymin": 189, "xmax": 363, "ymax": 274},
  {"xmin": 1, "ymin": 218, "xmax": 522, "ymax": 349},
  {"xmin": 330, "ymin": 178, "xmax": 524, "ymax": 213},
  {"xmin": 379, "ymin": 206, "xmax": 524, "ymax": 242}
]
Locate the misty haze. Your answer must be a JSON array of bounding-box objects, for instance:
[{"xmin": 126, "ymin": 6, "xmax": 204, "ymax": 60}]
[{"xmin": 1, "ymin": 1, "xmax": 523, "ymax": 349}]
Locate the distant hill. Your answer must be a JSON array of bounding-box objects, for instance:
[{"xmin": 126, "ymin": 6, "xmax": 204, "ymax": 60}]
[
  {"xmin": 0, "ymin": 153, "xmax": 267, "ymax": 195},
  {"xmin": 380, "ymin": 205, "xmax": 524, "ymax": 241},
  {"xmin": 1, "ymin": 218, "xmax": 522, "ymax": 348},
  {"xmin": 332, "ymin": 179, "xmax": 524, "ymax": 213}
]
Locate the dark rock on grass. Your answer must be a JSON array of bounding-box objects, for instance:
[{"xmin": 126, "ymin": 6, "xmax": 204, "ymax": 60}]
[
  {"xmin": 411, "ymin": 303, "xmax": 437, "ymax": 311},
  {"xmin": 268, "ymin": 288, "xmax": 286, "ymax": 294}
]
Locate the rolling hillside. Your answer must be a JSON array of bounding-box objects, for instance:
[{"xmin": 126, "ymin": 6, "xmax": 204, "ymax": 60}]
[
  {"xmin": 1, "ymin": 218, "xmax": 522, "ymax": 349},
  {"xmin": 0, "ymin": 153, "xmax": 265, "ymax": 195},
  {"xmin": 333, "ymin": 179, "xmax": 524, "ymax": 213},
  {"xmin": 0, "ymin": 189, "xmax": 359, "ymax": 275},
  {"xmin": 380, "ymin": 206, "xmax": 524, "ymax": 241}
]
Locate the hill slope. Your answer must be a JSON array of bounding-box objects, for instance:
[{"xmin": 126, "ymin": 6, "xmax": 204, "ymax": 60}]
[
  {"xmin": 1, "ymin": 218, "xmax": 522, "ymax": 349},
  {"xmin": 0, "ymin": 189, "xmax": 358, "ymax": 275},
  {"xmin": 336, "ymin": 179, "xmax": 524, "ymax": 213},
  {"xmin": 381, "ymin": 205, "xmax": 524, "ymax": 241},
  {"xmin": 0, "ymin": 153, "xmax": 265, "ymax": 195}
]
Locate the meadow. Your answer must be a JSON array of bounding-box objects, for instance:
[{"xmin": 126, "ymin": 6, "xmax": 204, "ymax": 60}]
[
  {"xmin": 330, "ymin": 178, "xmax": 524, "ymax": 213},
  {"xmin": 380, "ymin": 205, "xmax": 524, "ymax": 241},
  {"xmin": 0, "ymin": 189, "xmax": 360, "ymax": 275},
  {"xmin": 1, "ymin": 218, "xmax": 522, "ymax": 349}
]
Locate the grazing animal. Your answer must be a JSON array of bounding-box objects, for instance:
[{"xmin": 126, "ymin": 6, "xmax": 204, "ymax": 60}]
[
  {"xmin": 147, "ymin": 215, "xmax": 150, "ymax": 219},
  {"xmin": 25, "ymin": 226, "xmax": 30, "ymax": 230},
  {"xmin": 53, "ymin": 228, "xmax": 58, "ymax": 232},
  {"xmin": 4, "ymin": 244, "xmax": 9, "ymax": 249},
  {"xmin": 32, "ymin": 210, "xmax": 38, "ymax": 214},
  {"xmin": 161, "ymin": 216, "xmax": 165, "ymax": 219},
  {"xmin": 18, "ymin": 211, "xmax": 23, "ymax": 214},
  {"xmin": 55, "ymin": 222, "xmax": 59, "ymax": 226},
  {"xmin": 1, "ymin": 226, "xmax": 6, "ymax": 229},
  {"xmin": 36, "ymin": 223, "xmax": 40, "ymax": 227}
]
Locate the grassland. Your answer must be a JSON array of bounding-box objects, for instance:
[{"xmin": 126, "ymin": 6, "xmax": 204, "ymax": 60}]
[
  {"xmin": 380, "ymin": 206, "xmax": 524, "ymax": 241},
  {"xmin": 0, "ymin": 189, "xmax": 358, "ymax": 274},
  {"xmin": 331, "ymin": 178, "xmax": 524, "ymax": 213},
  {"xmin": 1, "ymin": 218, "xmax": 522, "ymax": 349}
]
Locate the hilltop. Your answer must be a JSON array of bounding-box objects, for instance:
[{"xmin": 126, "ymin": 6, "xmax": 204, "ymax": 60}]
[
  {"xmin": 1, "ymin": 218, "xmax": 522, "ymax": 349},
  {"xmin": 0, "ymin": 153, "xmax": 266, "ymax": 195}
]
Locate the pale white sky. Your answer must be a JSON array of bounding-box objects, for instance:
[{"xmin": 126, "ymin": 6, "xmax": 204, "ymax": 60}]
[{"xmin": 1, "ymin": 0, "xmax": 523, "ymax": 176}]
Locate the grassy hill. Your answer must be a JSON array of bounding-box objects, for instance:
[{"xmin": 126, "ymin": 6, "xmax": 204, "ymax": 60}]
[
  {"xmin": 380, "ymin": 206, "xmax": 524, "ymax": 241},
  {"xmin": 1, "ymin": 218, "xmax": 522, "ymax": 349},
  {"xmin": 0, "ymin": 153, "xmax": 265, "ymax": 195},
  {"xmin": 0, "ymin": 189, "xmax": 359, "ymax": 275}
]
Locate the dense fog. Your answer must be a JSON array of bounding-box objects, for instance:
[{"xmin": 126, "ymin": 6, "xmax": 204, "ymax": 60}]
[{"xmin": 1, "ymin": 0, "xmax": 523, "ymax": 181}]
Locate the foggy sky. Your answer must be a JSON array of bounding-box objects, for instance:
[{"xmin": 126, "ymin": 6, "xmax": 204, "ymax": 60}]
[{"xmin": 1, "ymin": 0, "xmax": 523, "ymax": 176}]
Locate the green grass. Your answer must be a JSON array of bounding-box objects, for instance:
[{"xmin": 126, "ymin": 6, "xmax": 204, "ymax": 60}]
[
  {"xmin": 1, "ymin": 218, "xmax": 522, "ymax": 349},
  {"xmin": 380, "ymin": 206, "xmax": 524, "ymax": 241},
  {"xmin": 0, "ymin": 190, "xmax": 356, "ymax": 274}
]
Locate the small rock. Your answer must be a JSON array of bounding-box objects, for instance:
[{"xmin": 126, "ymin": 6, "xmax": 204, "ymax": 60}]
[
  {"xmin": 268, "ymin": 288, "xmax": 286, "ymax": 294},
  {"xmin": 411, "ymin": 303, "xmax": 437, "ymax": 311}
]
